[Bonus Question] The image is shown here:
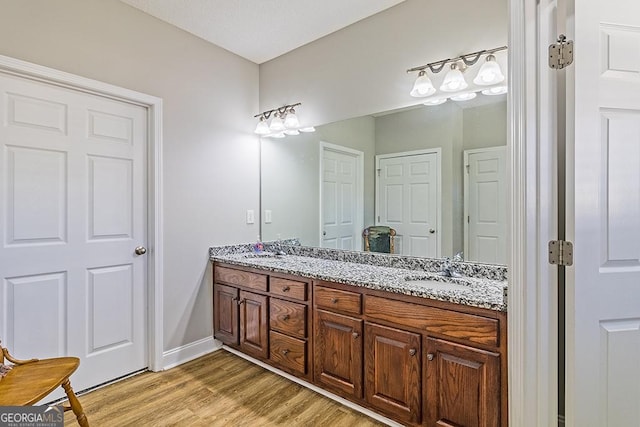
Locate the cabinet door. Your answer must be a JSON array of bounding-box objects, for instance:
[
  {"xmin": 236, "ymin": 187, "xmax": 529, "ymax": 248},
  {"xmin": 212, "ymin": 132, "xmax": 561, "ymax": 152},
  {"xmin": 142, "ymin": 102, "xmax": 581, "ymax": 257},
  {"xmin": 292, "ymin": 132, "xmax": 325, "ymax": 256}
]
[
  {"xmin": 364, "ymin": 322, "xmax": 421, "ymax": 425},
  {"xmin": 239, "ymin": 290, "xmax": 269, "ymax": 359},
  {"xmin": 314, "ymin": 309, "xmax": 363, "ymax": 398},
  {"xmin": 213, "ymin": 283, "xmax": 239, "ymax": 345},
  {"xmin": 426, "ymin": 337, "xmax": 500, "ymax": 427}
]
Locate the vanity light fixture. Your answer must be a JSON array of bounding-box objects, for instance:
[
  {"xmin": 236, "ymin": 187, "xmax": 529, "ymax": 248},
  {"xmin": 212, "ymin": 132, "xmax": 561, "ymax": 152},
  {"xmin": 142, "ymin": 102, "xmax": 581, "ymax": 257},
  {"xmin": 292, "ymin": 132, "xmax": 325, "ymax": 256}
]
[
  {"xmin": 407, "ymin": 45, "xmax": 508, "ymax": 103},
  {"xmin": 254, "ymin": 103, "xmax": 315, "ymax": 138}
]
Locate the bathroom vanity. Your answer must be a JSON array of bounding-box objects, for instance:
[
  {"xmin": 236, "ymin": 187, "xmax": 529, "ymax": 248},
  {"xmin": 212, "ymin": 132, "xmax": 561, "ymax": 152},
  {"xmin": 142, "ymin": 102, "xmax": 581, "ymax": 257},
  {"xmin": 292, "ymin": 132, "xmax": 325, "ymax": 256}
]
[{"xmin": 210, "ymin": 245, "xmax": 507, "ymax": 427}]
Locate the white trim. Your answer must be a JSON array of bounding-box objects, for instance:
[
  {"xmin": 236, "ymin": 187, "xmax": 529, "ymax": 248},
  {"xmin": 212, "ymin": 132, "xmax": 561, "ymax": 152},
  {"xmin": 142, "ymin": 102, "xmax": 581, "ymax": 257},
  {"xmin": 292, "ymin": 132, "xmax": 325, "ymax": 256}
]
[
  {"xmin": 508, "ymin": 0, "xmax": 558, "ymax": 425},
  {"xmin": 0, "ymin": 54, "xmax": 165, "ymax": 373},
  {"xmin": 374, "ymin": 148, "xmax": 442, "ymax": 257},
  {"xmin": 162, "ymin": 337, "xmax": 221, "ymax": 371},
  {"xmin": 318, "ymin": 141, "xmax": 365, "ymax": 250},
  {"xmin": 223, "ymin": 345, "xmax": 402, "ymax": 427}
]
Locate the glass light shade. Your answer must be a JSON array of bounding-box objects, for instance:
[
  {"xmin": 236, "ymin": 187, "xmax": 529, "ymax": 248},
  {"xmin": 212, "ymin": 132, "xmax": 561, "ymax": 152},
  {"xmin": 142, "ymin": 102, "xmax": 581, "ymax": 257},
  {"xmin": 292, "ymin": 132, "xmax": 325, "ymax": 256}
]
[
  {"xmin": 423, "ymin": 97, "xmax": 447, "ymax": 106},
  {"xmin": 271, "ymin": 132, "xmax": 286, "ymax": 138},
  {"xmin": 481, "ymin": 85, "xmax": 508, "ymax": 95},
  {"xmin": 299, "ymin": 126, "xmax": 316, "ymax": 133},
  {"xmin": 410, "ymin": 71, "xmax": 436, "ymax": 97},
  {"xmin": 450, "ymin": 92, "xmax": 477, "ymax": 101},
  {"xmin": 440, "ymin": 64, "xmax": 468, "ymax": 92},
  {"xmin": 473, "ymin": 55, "xmax": 505, "ymax": 86},
  {"xmin": 284, "ymin": 110, "xmax": 300, "ymax": 128},
  {"xmin": 269, "ymin": 114, "xmax": 285, "ymax": 131},
  {"xmin": 254, "ymin": 118, "xmax": 270, "ymax": 135},
  {"xmin": 284, "ymin": 129, "xmax": 300, "ymax": 135}
]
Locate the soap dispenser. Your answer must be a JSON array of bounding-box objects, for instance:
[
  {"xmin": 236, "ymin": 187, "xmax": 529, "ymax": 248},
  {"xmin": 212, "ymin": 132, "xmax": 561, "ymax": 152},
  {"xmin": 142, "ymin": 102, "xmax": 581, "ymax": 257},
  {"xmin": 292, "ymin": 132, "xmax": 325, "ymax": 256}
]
[{"xmin": 253, "ymin": 235, "xmax": 264, "ymax": 253}]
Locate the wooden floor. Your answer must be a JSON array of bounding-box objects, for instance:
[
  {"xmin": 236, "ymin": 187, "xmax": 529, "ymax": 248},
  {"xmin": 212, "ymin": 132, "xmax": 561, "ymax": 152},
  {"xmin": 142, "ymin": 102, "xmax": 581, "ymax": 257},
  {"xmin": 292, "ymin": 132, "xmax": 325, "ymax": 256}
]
[{"xmin": 65, "ymin": 350, "xmax": 385, "ymax": 426}]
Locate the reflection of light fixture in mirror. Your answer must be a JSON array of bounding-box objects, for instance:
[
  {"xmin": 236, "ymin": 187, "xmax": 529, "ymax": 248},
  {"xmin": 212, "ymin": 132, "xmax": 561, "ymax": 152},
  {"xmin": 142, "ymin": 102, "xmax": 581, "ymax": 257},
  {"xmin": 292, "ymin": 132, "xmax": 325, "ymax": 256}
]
[
  {"xmin": 482, "ymin": 85, "xmax": 508, "ymax": 95},
  {"xmin": 254, "ymin": 116, "xmax": 270, "ymax": 135},
  {"xmin": 473, "ymin": 54, "xmax": 505, "ymax": 85},
  {"xmin": 254, "ymin": 103, "xmax": 314, "ymax": 138},
  {"xmin": 440, "ymin": 63, "xmax": 468, "ymax": 92},
  {"xmin": 410, "ymin": 70, "xmax": 436, "ymax": 97},
  {"xmin": 450, "ymin": 92, "xmax": 477, "ymax": 101},
  {"xmin": 423, "ymin": 97, "xmax": 447, "ymax": 106}
]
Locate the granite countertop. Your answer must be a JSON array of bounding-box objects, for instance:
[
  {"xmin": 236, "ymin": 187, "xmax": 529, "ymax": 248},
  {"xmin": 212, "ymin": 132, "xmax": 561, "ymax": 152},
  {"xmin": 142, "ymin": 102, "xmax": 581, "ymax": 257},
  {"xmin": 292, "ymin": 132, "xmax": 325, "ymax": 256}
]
[{"xmin": 211, "ymin": 251, "xmax": 507, "ymax": 312}]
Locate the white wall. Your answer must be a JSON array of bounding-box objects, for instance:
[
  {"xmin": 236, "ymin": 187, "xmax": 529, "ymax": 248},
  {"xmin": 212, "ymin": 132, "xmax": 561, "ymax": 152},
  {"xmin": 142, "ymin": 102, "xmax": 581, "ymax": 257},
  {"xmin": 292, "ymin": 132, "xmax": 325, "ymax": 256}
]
[
  {"xmin": 259, "ymin": 0, "xmax": 508, "ymax": 127},
  {"xmin": 0, "ymin": 0, "xmax": 260, "ymax": 354}
]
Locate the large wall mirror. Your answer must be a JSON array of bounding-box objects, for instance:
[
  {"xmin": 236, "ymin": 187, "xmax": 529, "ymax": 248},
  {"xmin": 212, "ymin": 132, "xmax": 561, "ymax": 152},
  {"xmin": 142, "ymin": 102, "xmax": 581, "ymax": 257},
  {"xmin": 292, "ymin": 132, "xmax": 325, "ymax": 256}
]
[{"xmin": 260, "ymin": 95, "xmax": 507, "ymax": 264}]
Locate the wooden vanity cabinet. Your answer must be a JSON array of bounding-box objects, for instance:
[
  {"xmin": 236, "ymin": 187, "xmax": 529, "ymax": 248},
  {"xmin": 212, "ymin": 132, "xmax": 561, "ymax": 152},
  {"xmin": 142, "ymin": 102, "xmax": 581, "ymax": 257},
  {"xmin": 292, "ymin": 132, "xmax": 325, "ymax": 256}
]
[
  {"xmin": 213, "ymin": 263, "xmax": 313, "ymax": 380},
  {"xmin": 314, "ymin": 309, "xmax": 363, "ymax": 399},
  {"xmin": 425, "ymin": 337, "xmax": 501, "ymax": 427},
  {"xmin": 364, "ymin": 322, "xmax": 422, "ymax": 425}
]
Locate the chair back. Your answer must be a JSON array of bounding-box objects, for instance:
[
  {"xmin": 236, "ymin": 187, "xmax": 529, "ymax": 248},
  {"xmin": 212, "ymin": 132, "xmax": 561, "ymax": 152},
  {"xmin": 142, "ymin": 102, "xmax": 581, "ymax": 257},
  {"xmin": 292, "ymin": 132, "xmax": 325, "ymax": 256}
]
[{"xmin": 363, "ymin": 226, "xmax": 396, "ymax": 253}]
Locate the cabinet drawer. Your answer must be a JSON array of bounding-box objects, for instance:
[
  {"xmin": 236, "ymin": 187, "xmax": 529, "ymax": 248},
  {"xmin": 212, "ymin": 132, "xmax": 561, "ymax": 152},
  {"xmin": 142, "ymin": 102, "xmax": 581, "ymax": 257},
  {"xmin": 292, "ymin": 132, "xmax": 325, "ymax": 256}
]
[
  {"xmin": 271, "ymin": 277, "xmax": 307, "ymax": 301},
  {"xmin": 215, "ymin": 266, "xmax": 267, "ymax": 292},
  {"xmin": 315, "ymin": 285, "xmax": 362, "ymax": 315},
  {"xmin": 270, "ymin": 298, "xmax": 307, "ymax": 339},
  {"xmin": 270, "ymin": 331, "xmax": 307, "ymax": 375},
  {"xmin": 364, "ymin": 295, "xmax": 499, "ymax": 347}
]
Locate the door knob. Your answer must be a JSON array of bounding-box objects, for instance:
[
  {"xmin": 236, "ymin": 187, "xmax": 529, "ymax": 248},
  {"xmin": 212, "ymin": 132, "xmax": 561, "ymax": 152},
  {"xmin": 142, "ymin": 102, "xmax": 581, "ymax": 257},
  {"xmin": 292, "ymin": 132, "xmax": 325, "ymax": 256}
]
[
  {"xmin": 323, "ymin": 231, "xmax": 327, "ymax": 236},
  {"xmin": 427, "ymin": 353, "xmax": 434, "ymax": 361},
  {"xmin": 429, "ymin": 229, "xmax": 436, "ymax": 234},
  {"xmin": 135, "ymin": 246, "xmax": 147, "ymax": 255}
]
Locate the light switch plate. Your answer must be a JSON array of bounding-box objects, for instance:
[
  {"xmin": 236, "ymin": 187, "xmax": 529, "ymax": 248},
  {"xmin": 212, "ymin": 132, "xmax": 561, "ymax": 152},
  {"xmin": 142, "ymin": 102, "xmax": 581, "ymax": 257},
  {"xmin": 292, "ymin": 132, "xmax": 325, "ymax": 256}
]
[
  {"xmin": 264, "ymin": 210, "xmax": 272, "ymax": 224},
  {"xmin": 246, "ymin": 209, "xmax": 255, "ymax": 224}
]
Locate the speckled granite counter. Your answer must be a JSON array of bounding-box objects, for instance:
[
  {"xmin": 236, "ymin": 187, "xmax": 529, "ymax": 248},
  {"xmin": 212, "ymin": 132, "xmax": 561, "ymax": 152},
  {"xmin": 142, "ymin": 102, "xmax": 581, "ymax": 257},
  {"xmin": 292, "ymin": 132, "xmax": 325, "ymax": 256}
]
[{"xmin": 210, "ymin": 243, "xmax": 507, "ymax": 312}]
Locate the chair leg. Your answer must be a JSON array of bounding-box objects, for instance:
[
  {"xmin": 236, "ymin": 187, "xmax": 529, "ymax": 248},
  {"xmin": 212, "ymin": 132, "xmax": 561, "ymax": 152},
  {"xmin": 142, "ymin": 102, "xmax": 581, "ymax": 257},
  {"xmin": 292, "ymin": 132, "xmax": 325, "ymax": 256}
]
[{"xmin": 61, "ymin": 379, "xmax": 89, "ymax": 427}]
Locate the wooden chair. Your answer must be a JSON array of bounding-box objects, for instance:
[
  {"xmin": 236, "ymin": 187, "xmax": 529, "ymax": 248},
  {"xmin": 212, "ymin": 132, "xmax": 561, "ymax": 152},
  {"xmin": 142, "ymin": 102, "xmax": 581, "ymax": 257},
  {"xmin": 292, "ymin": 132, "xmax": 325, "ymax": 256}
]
[
  {"xmin": 0, "ymin": 342, "xmax": 89, "ymax": 427},
  {"xmin": 363, "ymin": 226, "xmax": 396, "ymax": 254}
]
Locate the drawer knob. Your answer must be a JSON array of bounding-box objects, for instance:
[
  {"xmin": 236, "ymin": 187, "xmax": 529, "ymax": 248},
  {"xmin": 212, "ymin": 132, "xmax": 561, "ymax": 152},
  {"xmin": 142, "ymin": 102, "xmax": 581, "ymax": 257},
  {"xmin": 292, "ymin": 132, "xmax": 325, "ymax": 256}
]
[
  {"xmin": 427, "ymin": 353, "xmax": 434, "ymax": 361},
  {"xmin": 352, "ymin": 332, "xmax": 359, "ymax": 339},
  {"xmin": 282, "ymin": 349, "xmax": 289, "ymax": 355},
  {"xmin": 283, "ymin": 314, "xmax": 290, "ymax": 321},
  {"xmin": 282, "ymin": 286, "xmax": 290, "ymax": 292},
  {"xmin": 237, "ymin": 299, "xmax": 245, "ymax": 305},
  {"xmin": 331, "ymin": 298, "xmax": 338, "ymax": 304},
  {"xmin": 409, "ymin": 348, "xmax": 417, "ymax": 356}
]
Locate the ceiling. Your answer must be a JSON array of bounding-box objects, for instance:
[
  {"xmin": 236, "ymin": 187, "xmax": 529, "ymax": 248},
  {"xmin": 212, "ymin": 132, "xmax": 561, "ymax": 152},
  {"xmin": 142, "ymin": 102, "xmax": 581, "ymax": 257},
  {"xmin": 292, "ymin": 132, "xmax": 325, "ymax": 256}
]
[{"xmin": 120, "ymin": 0, "xmax": 406, "ymax": 64}]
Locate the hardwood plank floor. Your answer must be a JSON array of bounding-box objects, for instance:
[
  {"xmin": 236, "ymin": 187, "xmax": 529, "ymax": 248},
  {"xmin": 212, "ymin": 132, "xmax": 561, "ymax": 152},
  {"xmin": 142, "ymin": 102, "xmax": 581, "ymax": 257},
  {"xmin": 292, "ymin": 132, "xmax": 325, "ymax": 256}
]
[{"xmin": 65, "ymin": 350, "xmax": 385, "ymax": 426}]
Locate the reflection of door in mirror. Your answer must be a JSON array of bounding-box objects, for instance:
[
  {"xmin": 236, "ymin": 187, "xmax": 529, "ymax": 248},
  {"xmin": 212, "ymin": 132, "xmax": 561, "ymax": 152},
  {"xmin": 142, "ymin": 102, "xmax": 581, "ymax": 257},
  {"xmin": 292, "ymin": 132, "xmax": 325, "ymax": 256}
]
[
  {"xmin": 375, "ymin": 149, "xmax": 440, "ymax": 257},
  {"xmin": 464, "ymin": 146, "xmax": 506, "ymax": 264},
  {"xmin": 320, "ymin": 142, "xmax": 364, "ymax": 250}
]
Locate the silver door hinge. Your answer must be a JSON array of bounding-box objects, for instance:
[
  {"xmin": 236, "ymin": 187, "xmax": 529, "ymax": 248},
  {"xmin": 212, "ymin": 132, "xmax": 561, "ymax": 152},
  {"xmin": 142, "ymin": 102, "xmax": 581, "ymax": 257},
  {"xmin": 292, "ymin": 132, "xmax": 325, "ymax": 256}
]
[
  {"xmin": 377, "ymin": 215, "xmax": 380, "ymax": 222},
  {"xmin": 549, "ymin": 240, "xmax": 573, "ymax": 266},
  {"xmin": 377, "ymin": 169, "xmax": 381, "ymax": 177},
  {"xmin": 465, "ymin": 164, "xmax": 470, "ymax": 173},
  {"xmin": 549, "ymin": 34, "xmax": 574, "ymax": 70}
]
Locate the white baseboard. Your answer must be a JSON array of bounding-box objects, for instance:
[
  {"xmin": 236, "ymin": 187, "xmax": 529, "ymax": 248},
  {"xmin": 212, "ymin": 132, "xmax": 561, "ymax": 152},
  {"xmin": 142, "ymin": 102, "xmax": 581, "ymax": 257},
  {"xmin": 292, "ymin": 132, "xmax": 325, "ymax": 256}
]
[
  {"xmin": 223, "ymin": 345, "xmax": 402, "ymax": 427},
  {"xmin": 162, "ymin": 336, "xmax": 221, "ymax": 370}
]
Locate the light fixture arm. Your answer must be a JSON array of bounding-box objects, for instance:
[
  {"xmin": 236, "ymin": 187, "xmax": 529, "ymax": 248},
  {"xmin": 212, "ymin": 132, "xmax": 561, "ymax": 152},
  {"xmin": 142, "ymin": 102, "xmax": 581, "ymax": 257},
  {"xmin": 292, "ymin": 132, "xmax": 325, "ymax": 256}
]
[
  {"xmin": 254, "ymin": 102, "xmax": 302, "ymax": 119},
  {"xmin": 407, "ymin": 45, "xmax": 507, "ymax": 74}
]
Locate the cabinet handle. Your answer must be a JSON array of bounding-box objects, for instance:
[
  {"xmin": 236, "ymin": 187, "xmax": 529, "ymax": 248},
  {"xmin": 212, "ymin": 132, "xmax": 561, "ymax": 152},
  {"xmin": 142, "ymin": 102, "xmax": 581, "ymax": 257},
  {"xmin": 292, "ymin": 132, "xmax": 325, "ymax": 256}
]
[
  {"xmin": 283, "ymin": 314, "xmax": 290, "ymax": 321},
  {"xmin": 282, "ymin": 286, "xmax": 290, "ymax": 292},
  {"xmin": 237, "ymin": 299, "xmax": 246, "ymax": 305},
  {"xmin": 282, "ymin": 349, "xmax": 289, "ymax": 355},
  {"xmin": 409, "ymin": 348, "xmax": 417, "ymax": 356},
  {"xmin": 352, "ymin": 332, "xmax": 359, "ymax": 339},
  {"xmin": 232, "ymin": 297, "xmax": 239, "ymax": 302},
  {"xmin": 427, "ymin": 353, "xmax": 434, "ymax": 361},
  {"xmin": 331, "ymin": 298, "xmax": 338, "ymax": 304}
]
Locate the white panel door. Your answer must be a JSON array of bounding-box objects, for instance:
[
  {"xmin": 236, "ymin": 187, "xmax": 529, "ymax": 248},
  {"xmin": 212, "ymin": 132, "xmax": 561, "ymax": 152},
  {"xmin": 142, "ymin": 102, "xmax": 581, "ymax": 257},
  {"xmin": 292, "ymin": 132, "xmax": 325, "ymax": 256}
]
[
  {"xmin": 321, "ymin": 145, "xmax": 362, "ymax": 250},
  {"xmin": 464, "ymin": 147, "xmax": 507, "ymax": 264},
  {"xmin": 377, "ymin": 152, "xmax": 439, "ymax": 257},
  {"xmin": 567, "ymin": 0, "xmax": 640, "ymax": 424},
  {"xmin": 0, "ymin": 72, "xmax": 147, "ymax": 392}
]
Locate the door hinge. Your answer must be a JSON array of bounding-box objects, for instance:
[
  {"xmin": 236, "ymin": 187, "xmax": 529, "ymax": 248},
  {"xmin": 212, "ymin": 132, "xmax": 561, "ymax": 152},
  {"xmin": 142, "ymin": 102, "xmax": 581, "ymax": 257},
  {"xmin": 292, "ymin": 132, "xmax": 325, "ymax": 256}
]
[
  {"xmin": 377, "ymin": 215, "xmax": 380, "ymax": 222},
  {"xmin": 465, "ymin": 164, "xmax": 470, "ymax": 174},
  {"xmin": 377, "ymin": 169, "xmax": 381, "ymax": 177},
  {"xmin": 549, "ymin": 34, "xmax": 574, "ymax": 70},
  {"xmin": 549, "ymin": 240, "xmax": 573, "ymax": 266}
]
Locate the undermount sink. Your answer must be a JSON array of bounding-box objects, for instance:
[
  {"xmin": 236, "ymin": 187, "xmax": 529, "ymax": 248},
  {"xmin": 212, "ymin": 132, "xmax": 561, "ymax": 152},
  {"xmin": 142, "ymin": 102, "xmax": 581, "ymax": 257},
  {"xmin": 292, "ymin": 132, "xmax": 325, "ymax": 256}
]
[
  {"xmin": 404, "ymin": 278, "xmax": 470, "ymax": 292},
  {"xmin": 241, "ymin": 252, "xmax": 280, "ymax": 258}
]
